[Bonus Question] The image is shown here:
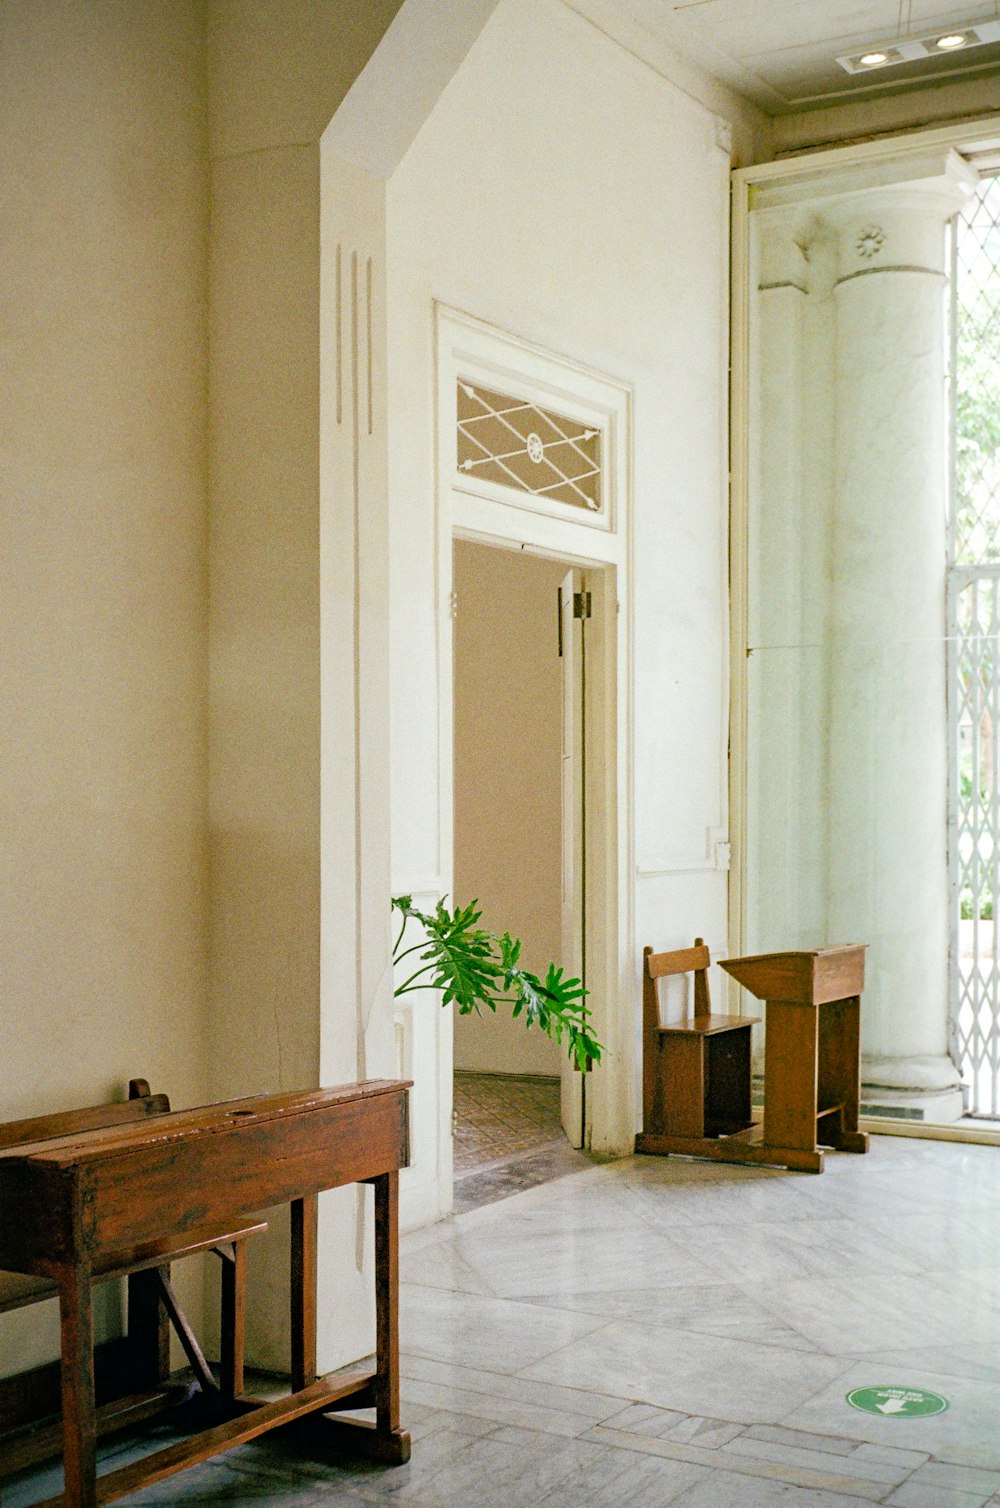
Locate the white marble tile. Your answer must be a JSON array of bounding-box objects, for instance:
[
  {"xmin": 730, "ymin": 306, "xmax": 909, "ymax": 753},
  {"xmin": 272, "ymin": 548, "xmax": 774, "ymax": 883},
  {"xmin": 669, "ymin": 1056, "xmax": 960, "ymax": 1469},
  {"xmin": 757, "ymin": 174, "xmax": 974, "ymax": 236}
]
[
  {"xmin": 400, "ymin": 1374, "xmax": 602, "ymax": 1437},
  {"xmin": 519, "ymin": 1318, "xmax": 847, "ymax": 1423},
  {"xmin": 624, "ymin": 1168, "xmax": 825, "ymax": 1228},
  {"xmin": 884, "ymin": 1485, "xmax": 992, "ymax": 1508},
  {"xmin": 380, "ymin": 1423, "xmax": 609, "ymax": 1506},
  {"xmin": 905, "ymin": 1461, "xmax": 1000, "ymax": 1495},
  {"xmin": 423, "ymin": 1219, "xmax": 707, "ymax": 1300},
  {"xmin": 846, "ymin": 1343, "xmax": 1000, "ymax": 1386},
  {"xmin": 600, "ymin": 1400, "xmax": 691, "ymax": 1436},
  {"xmin": 400, "ymin": 1280, "xmax": 607, "ymax": 1372},
  {"xmin": 670, "ymin": 1478, "xmax": 902, "ymax": 1508},
  {"xmin": 853, "ymin": 1441, "xmax": 931, "ymax": 1467},
  {"xmin": 719, "ymin": 1432, "xmax": 907, "ymax": 1486},
  {"xmin": 519, "ymin": 1277, "xmax": 820, "ymax": 1350},
  {"xmin": 534, "ymin": 1442, "xmax": 709, "ymax": 1505},
  {"xmin": 780, "ymin": 1363, "xmax": 1000, "ymax": 1471},
  {"xmin": 667, "ymin": 1214, "xmax": 923, "ymax": 1285},
  {"xmin": 748, "ymin": 1271, "xmax": 984, "ymax": 1355},
  {"xmin": 400, "ymin": 1352, "xmax": 625, "ymax": 1419},
  {"xmin": 744, "ymin": 1423, "xmax": 859, "ymax": 1457}
]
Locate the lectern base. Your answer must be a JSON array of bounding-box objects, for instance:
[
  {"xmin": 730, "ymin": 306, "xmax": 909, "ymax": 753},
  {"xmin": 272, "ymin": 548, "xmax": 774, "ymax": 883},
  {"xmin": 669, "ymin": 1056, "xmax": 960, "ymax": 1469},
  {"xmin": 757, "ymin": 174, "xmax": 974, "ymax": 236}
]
[{"xmin": 635, "ymin": 1127, "xmax": 826, "ymax": 1174}]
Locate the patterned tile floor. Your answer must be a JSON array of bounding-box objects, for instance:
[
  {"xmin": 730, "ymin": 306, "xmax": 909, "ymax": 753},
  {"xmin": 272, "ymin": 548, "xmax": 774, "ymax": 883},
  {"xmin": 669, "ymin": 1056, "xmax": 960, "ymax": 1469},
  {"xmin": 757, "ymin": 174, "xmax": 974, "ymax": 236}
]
[
  {"xmin": 452, "ymin": 1071, "xmax": 592, "ymax": 1213},
  {"xmin": 11, "ymin": 1135, "xmax": 1000, "ymax": 1505}
]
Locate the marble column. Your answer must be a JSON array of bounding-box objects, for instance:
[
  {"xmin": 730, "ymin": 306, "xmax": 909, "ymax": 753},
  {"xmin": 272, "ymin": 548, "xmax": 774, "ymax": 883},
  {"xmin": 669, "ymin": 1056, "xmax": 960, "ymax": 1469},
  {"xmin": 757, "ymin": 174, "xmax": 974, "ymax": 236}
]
[
  {"xmin": 823, "ymin": 153, "xmax": 976, "ymax": 1115},
  {"xmin": 748, "ymin": 208, "xmax": 844, "ymax": 960}
]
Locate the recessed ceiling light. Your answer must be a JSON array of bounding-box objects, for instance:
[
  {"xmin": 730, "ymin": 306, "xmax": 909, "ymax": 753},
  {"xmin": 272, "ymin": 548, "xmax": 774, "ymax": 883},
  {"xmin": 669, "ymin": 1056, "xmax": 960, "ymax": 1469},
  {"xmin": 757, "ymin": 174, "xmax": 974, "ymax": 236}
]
[{"xmin": 837, "ymin": 19, "xmax": 1000, "ymax": 73}]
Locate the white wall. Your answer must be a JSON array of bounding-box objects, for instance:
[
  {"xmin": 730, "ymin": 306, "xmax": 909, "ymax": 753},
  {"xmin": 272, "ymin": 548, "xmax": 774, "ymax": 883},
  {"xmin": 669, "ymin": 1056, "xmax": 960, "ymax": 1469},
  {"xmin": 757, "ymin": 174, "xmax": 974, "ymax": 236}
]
[
  {"xmin": 387, "ymin": 0, "xmax": 734, "ymax": 1197},
  {"xmin": 0, "ymin": 0, "xmax": 210, "ymax": 1376},
  {"xmin": 453, "ymin": 541, "xmax": 565, "ymax": 1078}
]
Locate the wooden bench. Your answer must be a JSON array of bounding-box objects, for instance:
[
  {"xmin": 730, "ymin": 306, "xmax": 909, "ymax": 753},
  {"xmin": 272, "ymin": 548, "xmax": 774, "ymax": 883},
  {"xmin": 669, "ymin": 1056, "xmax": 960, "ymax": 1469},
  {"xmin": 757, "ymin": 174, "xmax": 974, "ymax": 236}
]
[
  {"xmin": 0, "ymin": 1080, "xmax": 266, "ymax": 1477},
  {"xmin": 635, "ymin": 938, "xmax": 760, "ymax": 1157}
]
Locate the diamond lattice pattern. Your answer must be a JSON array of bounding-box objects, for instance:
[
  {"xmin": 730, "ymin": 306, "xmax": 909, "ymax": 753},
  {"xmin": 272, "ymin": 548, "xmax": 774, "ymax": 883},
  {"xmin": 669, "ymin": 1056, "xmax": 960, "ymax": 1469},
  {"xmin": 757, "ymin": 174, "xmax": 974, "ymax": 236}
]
[
  {"xmin": 955, "ymin": 176, "xmax": 1000, "ymax": 565},
  {"xmin": 952, "ymin": 175, "xmax": 1000, "ymax": 1115},
  {"xmin": 456, "ymin": 381, "xmax": 602, "ymax": 513}
]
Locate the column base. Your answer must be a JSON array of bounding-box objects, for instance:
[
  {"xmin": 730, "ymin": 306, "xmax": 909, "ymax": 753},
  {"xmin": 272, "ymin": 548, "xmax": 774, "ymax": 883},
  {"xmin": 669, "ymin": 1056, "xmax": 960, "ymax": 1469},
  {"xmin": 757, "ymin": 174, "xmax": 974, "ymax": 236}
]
[{"xmin": 861, "ymin": 1055, "xmax": 966, "ymax": 1124}]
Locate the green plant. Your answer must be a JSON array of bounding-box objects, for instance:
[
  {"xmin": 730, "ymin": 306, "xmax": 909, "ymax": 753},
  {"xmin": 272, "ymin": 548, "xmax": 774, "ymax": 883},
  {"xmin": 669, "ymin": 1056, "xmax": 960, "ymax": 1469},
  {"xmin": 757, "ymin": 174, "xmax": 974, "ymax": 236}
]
[{"xmin": 391, "ymin": 895, "xmax": 604, "ymax": 1070}]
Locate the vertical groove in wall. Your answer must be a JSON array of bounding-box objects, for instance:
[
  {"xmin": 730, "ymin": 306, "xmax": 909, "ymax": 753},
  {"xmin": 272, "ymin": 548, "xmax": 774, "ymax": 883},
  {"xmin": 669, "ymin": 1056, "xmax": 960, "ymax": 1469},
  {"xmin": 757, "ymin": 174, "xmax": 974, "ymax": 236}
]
[
  {"xmin": 336, "ymin": 244, "xmax": 343, "ymax": 426},
  {"xmin": 351, "ymin": 250, "xmax": 365, "ymax": 1084},
  {"xmin": 350, "ymin": 248, "xmax": 368, "ymax": 1277},
  {"xmin": 366, "ymin": 257, "xmax": 374, "ymax": 437}
]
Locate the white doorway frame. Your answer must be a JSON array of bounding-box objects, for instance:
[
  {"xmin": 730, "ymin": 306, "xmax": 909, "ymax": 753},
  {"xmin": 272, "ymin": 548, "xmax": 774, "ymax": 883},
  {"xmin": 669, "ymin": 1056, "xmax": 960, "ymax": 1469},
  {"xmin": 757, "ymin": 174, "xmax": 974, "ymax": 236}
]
[{"xmin": 435, "ymin": 305, "xmax": 635, "ymax": 1166}]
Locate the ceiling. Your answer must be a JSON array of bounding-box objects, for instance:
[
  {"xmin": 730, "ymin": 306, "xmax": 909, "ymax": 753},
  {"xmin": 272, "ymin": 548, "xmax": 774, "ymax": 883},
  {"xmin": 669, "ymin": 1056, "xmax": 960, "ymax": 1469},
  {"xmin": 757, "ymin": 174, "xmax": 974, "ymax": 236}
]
[{"xmin": 605, "ymin": 0, "xmax": 1000, "ymax": 113}]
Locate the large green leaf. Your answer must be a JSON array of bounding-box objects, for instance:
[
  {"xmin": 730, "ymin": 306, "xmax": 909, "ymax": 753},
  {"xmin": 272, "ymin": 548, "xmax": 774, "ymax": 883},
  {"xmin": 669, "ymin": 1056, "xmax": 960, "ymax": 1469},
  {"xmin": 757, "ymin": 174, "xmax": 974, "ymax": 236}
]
[{"xmin": 392, "ymin": 896, "xmax": 604, "ymax": 1068}]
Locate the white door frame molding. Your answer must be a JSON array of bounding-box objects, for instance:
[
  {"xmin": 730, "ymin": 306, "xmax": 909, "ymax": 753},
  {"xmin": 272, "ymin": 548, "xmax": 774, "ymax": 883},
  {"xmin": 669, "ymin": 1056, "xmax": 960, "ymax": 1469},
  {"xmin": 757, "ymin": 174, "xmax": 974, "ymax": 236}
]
[{"xmin": 432, "ymin": 305, "xmax": 636, "ymax": 1167}]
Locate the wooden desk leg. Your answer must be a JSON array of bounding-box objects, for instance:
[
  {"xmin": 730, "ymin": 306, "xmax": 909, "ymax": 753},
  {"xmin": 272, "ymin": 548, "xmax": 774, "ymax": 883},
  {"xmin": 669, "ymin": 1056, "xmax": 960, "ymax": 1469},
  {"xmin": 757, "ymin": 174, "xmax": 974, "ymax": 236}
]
[
  {"xmin": 763, "ymin": 1001, "xmax": 823, "ymax": 1170},
  {"xmin": 353, "ymin": 1172, "xmax": 410, "ymax": 1464},
  {"xmin": 219, "ymin": 1241, "xmax": 246, "ymax": 1401},
  {"xmin": 57, "ymin": 1264, "xmax": 97, "ymax": 1508},
  {"xmin": 820, "ymin": 996, "xmax": 870, "ymax": 1155},
  {"xmin": 374, "ymin": 1172, "xmax": 400, "ymax": 1436},
  {"xmin": 312, "ymin": 1176, "xmax": 410, "ymax": 1467},
  {"xmin": 290, "ymin": 1195, "xmax": 318, "ymax": 1392}
]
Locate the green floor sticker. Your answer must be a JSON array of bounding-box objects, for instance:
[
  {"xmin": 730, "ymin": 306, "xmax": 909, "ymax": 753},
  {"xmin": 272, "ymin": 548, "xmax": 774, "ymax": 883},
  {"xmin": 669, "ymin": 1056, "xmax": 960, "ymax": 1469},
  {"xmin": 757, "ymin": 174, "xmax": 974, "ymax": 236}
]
[{"xmin": 847, "ymin": 1386, "xmax": 948, "ymax": 1418}]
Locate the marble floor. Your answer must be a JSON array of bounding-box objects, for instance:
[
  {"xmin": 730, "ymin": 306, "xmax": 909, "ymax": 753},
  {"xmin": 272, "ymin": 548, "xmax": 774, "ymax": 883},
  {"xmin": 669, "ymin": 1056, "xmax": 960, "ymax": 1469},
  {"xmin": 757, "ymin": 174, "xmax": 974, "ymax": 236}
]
[{"xmin": 10, "ymin": 1135, "xmax": 1000, "ymax": 1505}]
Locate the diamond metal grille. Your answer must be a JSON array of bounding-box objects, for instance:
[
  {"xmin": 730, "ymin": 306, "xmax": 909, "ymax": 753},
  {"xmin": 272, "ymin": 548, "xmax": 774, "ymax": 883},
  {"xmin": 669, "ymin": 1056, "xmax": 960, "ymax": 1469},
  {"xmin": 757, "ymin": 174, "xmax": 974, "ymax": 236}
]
[
  {"xmin": 456, "ymin": 381, "xmax": 602, "ymax": 513},
  {"xmin": 954, "ymin": 176, "xmax": 1000, "ymax": 566},
  {"xmin": 951, "ymin": 175, "xmax": 1000, "ymax": 1115}
]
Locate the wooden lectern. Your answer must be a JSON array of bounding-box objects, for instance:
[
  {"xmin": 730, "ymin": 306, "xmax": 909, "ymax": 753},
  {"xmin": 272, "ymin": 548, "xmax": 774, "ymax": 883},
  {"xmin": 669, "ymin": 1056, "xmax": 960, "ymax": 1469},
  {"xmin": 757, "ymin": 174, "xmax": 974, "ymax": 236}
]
[{"xmin": 721, "ymin": 946, "xmax": 870, "ymax": 1173}]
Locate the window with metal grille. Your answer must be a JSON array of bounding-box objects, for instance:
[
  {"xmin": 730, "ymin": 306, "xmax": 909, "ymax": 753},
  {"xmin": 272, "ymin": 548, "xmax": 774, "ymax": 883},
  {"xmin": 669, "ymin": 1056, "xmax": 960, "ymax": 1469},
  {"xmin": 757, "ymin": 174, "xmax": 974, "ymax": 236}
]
[
  {"xmin": 456, "ymin": 380, "xmax": 603, "ymax": 514},
  {"xmin": 950, "ymin": 174, "xmax": 1000, "ymax": 1115}
]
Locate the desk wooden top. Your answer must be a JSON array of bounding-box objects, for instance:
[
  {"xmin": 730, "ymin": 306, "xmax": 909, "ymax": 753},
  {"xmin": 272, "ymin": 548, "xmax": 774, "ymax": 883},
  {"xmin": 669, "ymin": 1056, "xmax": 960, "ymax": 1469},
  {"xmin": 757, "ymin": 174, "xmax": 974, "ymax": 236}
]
[
  {"xmin": 0, "ymin": 1081, "xmax": 411, "ymax": 1277},
  {"xmin": 0, "ymin": 1082, "xmax": 410, "ymax": 1165}
]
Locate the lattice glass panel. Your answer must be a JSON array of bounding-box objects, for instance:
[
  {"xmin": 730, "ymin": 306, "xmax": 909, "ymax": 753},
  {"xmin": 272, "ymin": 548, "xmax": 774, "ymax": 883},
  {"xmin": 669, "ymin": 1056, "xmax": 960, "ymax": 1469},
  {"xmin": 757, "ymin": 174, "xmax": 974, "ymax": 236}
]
[
  {"xmin": 456, "ymin": 380, "xmax": 602, "ymax": 513},
  {"xmin": 953, "ymin": 572, "xmax": 1000, "ymax": 1115},
  {"xmin": 950, "ymin": 176, "xmax": 1000, "ymax": 1115},
  {"xmin": 955, "ymin": 175, "xmax": 1000, "ymax": 565}
]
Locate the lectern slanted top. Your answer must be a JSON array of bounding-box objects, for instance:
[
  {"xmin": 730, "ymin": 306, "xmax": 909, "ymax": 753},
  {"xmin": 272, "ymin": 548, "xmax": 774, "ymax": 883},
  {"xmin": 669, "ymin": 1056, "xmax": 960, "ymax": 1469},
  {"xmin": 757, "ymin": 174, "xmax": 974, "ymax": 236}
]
[
  {"xmin": 721, "ymin": 945, "xmax": 865, "ymax": 1007},
  {"xmin": 721, "ymin": 945, "xmax": 869, "ymax": 1173}
]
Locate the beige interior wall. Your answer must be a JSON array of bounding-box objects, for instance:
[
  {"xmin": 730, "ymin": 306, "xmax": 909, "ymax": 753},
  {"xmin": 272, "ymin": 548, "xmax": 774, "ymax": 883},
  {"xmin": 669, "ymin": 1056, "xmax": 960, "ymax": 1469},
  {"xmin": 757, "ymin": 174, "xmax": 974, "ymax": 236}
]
[
  {"xmin": 0, "ymin": 0, "xmax": 210, "ymax": 1374},
  {"xmin": 453, "ymin": 541, "xmax": 565, "ymax": 1078},
  {"xmin": 204, "ymin": 0, "xmax": 403, "ymax": 1370},
  {"xmin": 205, "ymin": 0, "xmax": 404, "ymax": 1109}
]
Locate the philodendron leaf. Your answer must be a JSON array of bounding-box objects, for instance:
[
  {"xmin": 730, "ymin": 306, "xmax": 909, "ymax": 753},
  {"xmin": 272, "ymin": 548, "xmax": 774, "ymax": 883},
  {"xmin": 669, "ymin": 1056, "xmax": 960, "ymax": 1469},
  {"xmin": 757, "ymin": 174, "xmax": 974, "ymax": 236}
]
[{"xmin": 391, "ymin": 896, "xmax": 605, "ymax": 1068}]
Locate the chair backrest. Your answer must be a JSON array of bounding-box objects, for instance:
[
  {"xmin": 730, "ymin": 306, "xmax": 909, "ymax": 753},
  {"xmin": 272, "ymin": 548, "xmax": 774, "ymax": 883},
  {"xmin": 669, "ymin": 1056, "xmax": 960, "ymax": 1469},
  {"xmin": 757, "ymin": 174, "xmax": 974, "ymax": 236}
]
[
  {"xmin": 643, "ymin": 937, "xmax": 711, "ymax": 1034},
  {"xmin": 0, "ymin": 1080, "xmax": 170, "ymax": 1152}
]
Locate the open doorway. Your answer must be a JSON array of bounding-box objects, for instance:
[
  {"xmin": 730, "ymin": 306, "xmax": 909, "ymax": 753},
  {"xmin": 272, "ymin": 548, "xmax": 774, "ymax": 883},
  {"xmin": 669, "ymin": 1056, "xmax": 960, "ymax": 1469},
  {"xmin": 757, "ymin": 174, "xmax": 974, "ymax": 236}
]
[{"xmin": 451, "ymin": 537, "xmax": 594, "ymax": 1211}]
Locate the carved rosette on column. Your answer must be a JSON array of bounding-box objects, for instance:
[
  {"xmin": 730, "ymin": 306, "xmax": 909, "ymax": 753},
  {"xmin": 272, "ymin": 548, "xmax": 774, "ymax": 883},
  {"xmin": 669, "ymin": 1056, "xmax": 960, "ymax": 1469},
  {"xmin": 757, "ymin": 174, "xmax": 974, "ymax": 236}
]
[{"xmin": 749, "ymin": 150, "xmax": 978, "ymax": 1120}]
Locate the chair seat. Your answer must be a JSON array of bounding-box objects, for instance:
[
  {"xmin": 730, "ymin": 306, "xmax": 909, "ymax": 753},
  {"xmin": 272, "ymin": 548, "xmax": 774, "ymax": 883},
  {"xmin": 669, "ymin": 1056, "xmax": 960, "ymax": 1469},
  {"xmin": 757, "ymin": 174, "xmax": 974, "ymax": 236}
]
[
  {"xmin": 658, "ymin": 1013, "xmax": 759, "ymax": 1036},
  {"xmin": 0, "ymin": 1220, "xmax": 268, "ymax": 1314}
]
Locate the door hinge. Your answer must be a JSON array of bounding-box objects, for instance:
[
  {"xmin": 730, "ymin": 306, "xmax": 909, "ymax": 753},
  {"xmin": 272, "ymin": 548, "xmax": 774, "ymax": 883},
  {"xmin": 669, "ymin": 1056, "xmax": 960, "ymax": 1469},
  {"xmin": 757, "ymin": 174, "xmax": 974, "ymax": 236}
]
[{"xmin": 573, "ymin": 591, "xmax": 592, "ymax": 620}]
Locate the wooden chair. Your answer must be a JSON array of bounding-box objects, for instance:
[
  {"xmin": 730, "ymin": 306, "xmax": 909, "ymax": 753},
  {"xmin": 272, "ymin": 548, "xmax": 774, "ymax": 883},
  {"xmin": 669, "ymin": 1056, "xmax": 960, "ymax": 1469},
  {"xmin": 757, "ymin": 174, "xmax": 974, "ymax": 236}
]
[
  {"xmin": 635, "ymin": 938, "xmax": 760, "ymax": 1157},
  {"xmin": 0, "ymin": 1080, "xmax": 265, "ymax": 1472}
]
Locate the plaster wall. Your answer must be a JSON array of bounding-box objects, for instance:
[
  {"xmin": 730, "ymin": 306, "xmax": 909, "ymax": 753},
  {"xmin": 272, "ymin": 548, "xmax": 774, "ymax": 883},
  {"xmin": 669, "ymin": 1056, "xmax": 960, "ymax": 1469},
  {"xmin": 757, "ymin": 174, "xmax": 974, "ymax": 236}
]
[
  {"xmin": 0, "ymin": 0, "xmax": 210, "ymax": 1374},
  {"xmin": 387, "ymin": 0, "xmax": 734, "ymax": 1197},
  {"xmin": 452, "ymin": 542, "xmax": 565, "ymax": 1079},
  {"xmin": 205, "ymin": 0, "xmax": 404, "ymax": 1372}
]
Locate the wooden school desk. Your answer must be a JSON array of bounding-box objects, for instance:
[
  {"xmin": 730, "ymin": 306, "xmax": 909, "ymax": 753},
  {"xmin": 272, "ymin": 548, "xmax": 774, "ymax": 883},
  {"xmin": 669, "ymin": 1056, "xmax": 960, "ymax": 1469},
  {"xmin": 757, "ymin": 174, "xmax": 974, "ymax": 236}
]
[{"xmin": 0, "ymin": 1080, "xmax": 411, "ymax": 1507}]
